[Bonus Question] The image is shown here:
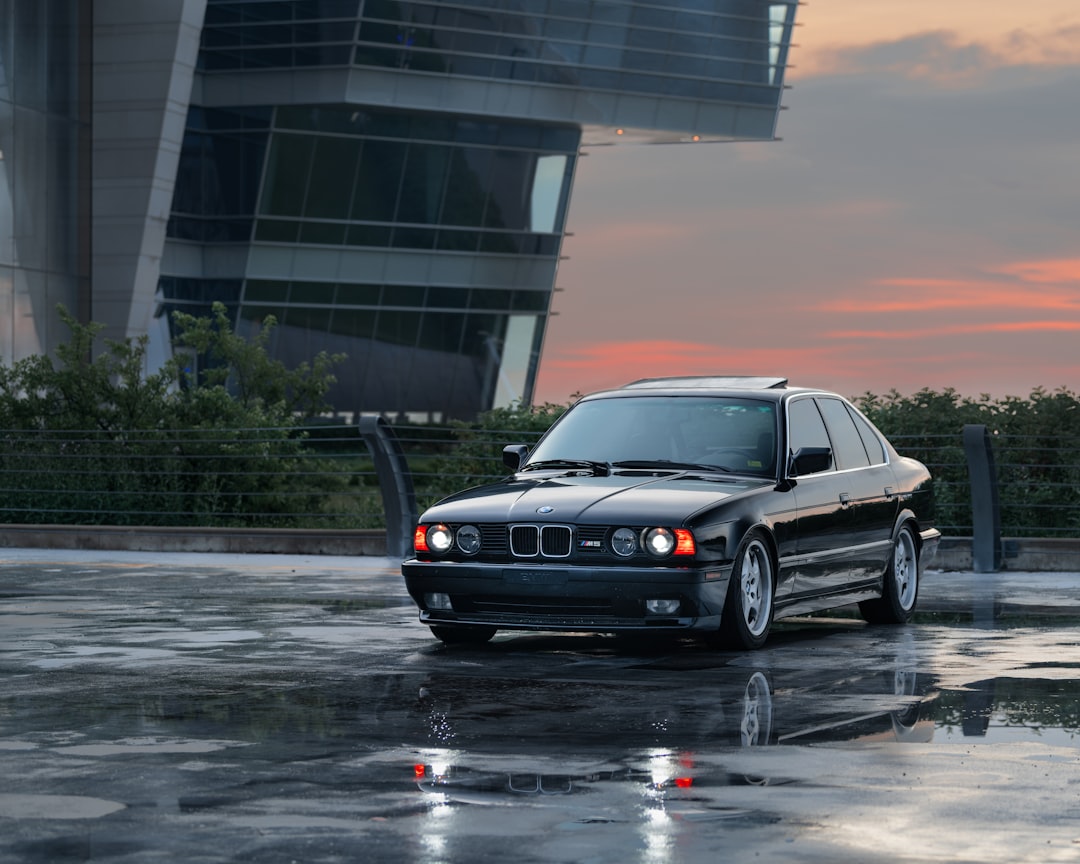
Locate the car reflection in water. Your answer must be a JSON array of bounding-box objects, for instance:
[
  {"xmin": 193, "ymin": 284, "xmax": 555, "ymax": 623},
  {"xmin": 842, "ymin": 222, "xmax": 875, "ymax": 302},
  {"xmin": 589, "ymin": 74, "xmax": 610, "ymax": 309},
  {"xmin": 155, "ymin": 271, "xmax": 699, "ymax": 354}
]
[{"xmin": 410, "ymin": 638, "xmax": 936, "ymax": 808}]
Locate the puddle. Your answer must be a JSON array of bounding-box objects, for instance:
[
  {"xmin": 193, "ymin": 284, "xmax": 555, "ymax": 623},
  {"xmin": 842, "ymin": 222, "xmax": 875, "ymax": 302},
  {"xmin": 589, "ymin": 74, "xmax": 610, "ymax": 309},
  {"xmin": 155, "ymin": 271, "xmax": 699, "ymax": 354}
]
[{"xmin": 0, "ymin": 794, "xmax": 126, "ymax": 819}]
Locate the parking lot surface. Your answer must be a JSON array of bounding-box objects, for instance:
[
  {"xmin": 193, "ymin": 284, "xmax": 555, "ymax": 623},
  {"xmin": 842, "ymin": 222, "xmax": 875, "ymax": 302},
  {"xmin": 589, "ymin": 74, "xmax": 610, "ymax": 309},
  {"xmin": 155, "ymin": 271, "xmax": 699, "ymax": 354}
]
[{"xmin": 2, "ymin": 550, "xmax": 1080, "ymax": 863}]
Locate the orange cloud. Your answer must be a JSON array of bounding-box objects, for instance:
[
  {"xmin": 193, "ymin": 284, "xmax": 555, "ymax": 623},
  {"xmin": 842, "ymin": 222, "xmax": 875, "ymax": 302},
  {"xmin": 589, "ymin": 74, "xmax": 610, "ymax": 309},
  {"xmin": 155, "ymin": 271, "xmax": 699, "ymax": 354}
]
[
  {"xmin": 820, "ymin": 282, "xmax": 1080, "ymax": 314},
  {"xmin": 817, "ymin": 257, "xmax": 1080, "ymax": 316},
  {"xmin": 792, "ymin": 1, "xmax": 1080, "ymax": 82},
  {"xmin": 992, "ymin": 259, "xmax": 1080, "ymax": 284},
  {"xmin": 827, "ymin": 321, "xmax": 1080, "ymax": 340}
]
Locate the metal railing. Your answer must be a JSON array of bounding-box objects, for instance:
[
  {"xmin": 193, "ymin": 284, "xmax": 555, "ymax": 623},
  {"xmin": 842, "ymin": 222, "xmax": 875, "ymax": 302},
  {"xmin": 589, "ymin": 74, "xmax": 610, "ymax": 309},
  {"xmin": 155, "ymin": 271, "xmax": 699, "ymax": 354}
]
[
  {"xmin": 0, "ymin": 424, "xmax": 386, "ymax": 530},
  {"xmin": 887, "ymin": 429, "xmax": 1080, "ymax": 540},
  {"xmin": 2, "ymin": 422, "xmax": 1078, "ymax": 557}
]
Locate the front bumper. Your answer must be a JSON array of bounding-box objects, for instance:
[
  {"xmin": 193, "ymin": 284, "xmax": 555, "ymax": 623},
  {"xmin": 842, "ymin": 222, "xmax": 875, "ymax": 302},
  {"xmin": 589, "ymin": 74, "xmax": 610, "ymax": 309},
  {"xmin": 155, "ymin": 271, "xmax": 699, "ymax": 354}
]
[{"xmin": 401, "ymin": 559, "xmax": 733, "ymax": 634}]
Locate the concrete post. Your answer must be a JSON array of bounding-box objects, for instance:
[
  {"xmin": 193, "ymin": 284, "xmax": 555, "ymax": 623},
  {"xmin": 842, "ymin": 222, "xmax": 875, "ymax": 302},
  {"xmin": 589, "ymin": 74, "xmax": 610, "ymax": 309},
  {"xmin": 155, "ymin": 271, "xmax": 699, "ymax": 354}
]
[
  {"xmin": 358, "ymin": 416, "xmax": 417, "ymax": 560},
  {"xmin": 962, "ymin": 424, "xmax": 1001, "ymax": 572}
]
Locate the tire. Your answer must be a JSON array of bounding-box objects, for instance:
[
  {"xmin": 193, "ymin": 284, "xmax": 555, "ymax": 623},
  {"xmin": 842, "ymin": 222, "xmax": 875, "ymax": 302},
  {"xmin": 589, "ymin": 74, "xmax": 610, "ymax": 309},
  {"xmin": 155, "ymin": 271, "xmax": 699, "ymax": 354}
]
[
  {"xmin": 429, "ymin": 624, "xmax": 497, "ymax": 645},
  {"xmin": 716, "ymin": 532, "xmax": 775, "ymax": 650},
  {"xmin": 859, "ymin": 524, "xmax": 920, "ymax": 624}
]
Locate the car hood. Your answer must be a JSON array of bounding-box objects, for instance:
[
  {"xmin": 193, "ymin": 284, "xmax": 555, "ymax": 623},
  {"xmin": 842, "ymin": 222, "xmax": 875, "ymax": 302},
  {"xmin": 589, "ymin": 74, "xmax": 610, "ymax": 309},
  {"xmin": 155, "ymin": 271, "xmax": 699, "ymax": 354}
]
[{"xmin": 422, "ymin": 471, "xmax": 774, "ymax": 525}]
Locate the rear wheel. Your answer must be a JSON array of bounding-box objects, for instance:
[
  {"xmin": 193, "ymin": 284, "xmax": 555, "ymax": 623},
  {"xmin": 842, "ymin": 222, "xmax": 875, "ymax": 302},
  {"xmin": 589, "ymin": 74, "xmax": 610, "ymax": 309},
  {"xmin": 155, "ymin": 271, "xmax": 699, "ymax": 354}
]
[
  {"xmin": 716, "ymin": 532, "xmax": 775, "ymax": 650},
  {"xmin": 429, "ymin": 624, "xmax": 497, "ymax": 645},
  {"xmin": 859, "ymin": 524, "xmax": 919, "ymax": 624}
]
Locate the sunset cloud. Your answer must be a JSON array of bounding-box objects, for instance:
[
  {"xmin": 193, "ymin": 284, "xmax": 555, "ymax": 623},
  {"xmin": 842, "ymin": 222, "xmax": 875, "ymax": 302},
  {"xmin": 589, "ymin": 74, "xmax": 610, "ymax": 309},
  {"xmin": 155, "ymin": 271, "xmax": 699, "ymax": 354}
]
[
  {"xmin": 827, "ymin": 321, "xmax": 1080, "ymax": 341},
  {"xmin": 992, "ymin": 259, "xmax": 1080, "ymax": 284},
  {"xmin": 798, "ymin": 30, "xmax": 1080, "ymax": 84},
  {"xmin": 818, "ymin": 280, "xmax": 1080, "ymax": 314},
  {"xmin": 793, "ymin": 1, "xmax": 1080, "ymax": 82}
]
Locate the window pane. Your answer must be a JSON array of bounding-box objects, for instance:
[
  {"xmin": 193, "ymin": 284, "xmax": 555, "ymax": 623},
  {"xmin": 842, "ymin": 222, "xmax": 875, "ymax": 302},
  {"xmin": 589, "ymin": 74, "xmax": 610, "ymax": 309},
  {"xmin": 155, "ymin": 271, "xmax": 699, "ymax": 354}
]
[
  {"xmin": 441, "ymin": 147, "xmax": 492, "ymax": 227},
  {"xmin": 283, "ymin": 306, "xmax": 332, "ymax": 331},
  {"xmin": 848, "ymin": 404, "xmax": 887, "ymax": 465},
  {"xmin": 260, "ymin": 134, "xmax": 313, "ymax": 215},
  {"xmin": 336, "ymin": 283, "xmax": 382, "ymax": 305},
  {"xmin": 330, "ymin": 307, "xmax": 377, "ymax": 339},
  {"xmin": 816, "ymin": 398, "xmax": 871, "ymax": 470},
  {"xmin": 383, "ymin": 284, "xmax": 425, "ymax": 307},
  {"xmin": 530, "ymin": 154, "xmax": 566, "ymax": 233},
  {"xmin": 351, "ymin": 139, "xmax": 404, "ymax": 221},
  {"xmin": 244, "ymin": 280, "xmax": 289, "ymax": 302},
  {"xmin": 305, "ymin": 136, "xmax": 361, "ymax": 218},
  {"xmin": 346, "ymin": 224, "xmax": 392, "ymax": 246},
  {"xmin": 299, "ymin": 221, "xmax": 347, "ymax": 244},
  {"xmin": 787, "ymin": 397, "xmax": 831, "ymax": 472},
  {"xmin": 290, "ymin": 281, "xmax": 335, "ymax": 304},
  {"xmin": 374, "ymin": 309, "xmax": 420, "ymax": 347},
  {"xmin": 483, "ymin": 150, "xmax": 531, "ymax": 230},
  {"xmin": 254, "ymin": 219, "xmax": 300, "ymax": 242},
  {"xmin": 397, "ymin": 142, "xmax": 449, "ymax": 224},
  {"xmin": 418, "ymin": 311, "xmax": 465, "ymax": 353}
]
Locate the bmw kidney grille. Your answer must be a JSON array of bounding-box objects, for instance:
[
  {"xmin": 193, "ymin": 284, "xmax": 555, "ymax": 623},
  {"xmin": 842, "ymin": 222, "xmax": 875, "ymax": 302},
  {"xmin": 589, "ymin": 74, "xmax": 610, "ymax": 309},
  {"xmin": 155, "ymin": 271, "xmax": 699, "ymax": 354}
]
[{"xmin": 510, "ymin": 524, "xmax": 572, "ymax": 558}]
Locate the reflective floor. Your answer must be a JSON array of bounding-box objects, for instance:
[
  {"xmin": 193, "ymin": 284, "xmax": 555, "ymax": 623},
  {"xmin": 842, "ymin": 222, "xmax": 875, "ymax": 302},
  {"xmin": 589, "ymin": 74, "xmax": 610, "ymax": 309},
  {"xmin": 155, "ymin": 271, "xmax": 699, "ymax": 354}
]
[{"xmin": 2, "ymin": 551, "xmax": 1079, "ymax": 863}]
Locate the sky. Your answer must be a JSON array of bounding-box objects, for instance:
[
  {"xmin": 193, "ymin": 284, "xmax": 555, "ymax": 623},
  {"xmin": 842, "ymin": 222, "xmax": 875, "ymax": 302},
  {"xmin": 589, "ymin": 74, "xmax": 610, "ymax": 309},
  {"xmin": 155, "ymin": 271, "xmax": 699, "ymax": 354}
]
[{"xmin": 533, "ymin": 0, "xmax": 1080, "ymax": 405}]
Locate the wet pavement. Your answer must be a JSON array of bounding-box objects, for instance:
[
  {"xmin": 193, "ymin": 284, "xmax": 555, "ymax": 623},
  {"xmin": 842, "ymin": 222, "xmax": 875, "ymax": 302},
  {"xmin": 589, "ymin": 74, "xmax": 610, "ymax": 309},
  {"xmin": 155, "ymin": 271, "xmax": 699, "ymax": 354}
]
[{"xmin": 2, "ymin": 550, "xmax": 1080, "ymax": 863}]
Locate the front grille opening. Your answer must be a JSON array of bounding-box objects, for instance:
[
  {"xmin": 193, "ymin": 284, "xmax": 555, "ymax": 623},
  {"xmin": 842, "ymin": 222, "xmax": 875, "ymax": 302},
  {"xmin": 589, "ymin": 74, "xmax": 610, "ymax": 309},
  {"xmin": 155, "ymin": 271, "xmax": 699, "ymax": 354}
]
[
  {"xmin": 541, "ymin": 525, "xmax": 571, "ymax": 557},
  {"xmin": 510, "ymin": 525, "xmax": 539, "ymax": 557},
  {"xmin": 509, "ymin": 524, "xmax": 572, "ymax": 558}
]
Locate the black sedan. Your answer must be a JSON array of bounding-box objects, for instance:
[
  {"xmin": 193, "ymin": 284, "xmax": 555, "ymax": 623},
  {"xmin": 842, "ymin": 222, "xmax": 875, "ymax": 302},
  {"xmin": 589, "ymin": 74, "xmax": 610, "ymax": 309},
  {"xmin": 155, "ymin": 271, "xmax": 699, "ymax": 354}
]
[{"xmin": 402, "ymin": 376, "xmax": 940, "ymax": 649}]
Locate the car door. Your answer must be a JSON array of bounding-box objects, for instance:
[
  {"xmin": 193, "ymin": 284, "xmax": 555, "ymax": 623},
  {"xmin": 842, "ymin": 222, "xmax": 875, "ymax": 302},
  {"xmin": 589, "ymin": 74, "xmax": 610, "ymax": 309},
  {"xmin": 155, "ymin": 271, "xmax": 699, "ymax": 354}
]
[
  {"xmin": 815, "ymin": 397, "xmax": 898, "ymax": 584},
  {"xmin": 786, "ymin": 396, "xmax": 853, "ymax": 597}
]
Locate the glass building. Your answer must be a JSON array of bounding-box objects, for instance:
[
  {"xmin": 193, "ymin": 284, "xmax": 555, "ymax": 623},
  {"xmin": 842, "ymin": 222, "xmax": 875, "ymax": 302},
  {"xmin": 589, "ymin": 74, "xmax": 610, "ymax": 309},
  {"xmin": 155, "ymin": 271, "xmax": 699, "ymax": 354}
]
[
  {"xmin": 1, "ymin": 0, "xmax": 797, "ymax": 420},
  {"xmin": 0, "ymin": 1, "xmax": 90, "ymax": 361}
]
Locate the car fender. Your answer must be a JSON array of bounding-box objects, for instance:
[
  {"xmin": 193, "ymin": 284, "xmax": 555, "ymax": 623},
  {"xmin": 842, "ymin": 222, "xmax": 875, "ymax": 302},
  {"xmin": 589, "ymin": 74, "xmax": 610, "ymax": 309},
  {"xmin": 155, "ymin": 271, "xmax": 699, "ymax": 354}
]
[
  {"xmin": 693, "ymin": 514, "xmax": 780, "ymax": 575},
  {"xmin": 892, "ymin": 507, "xmax": 941, "ymax": 574},
  {"xmin": 892, "ymin": 508, "xmax": 919, "ymax": 545}
]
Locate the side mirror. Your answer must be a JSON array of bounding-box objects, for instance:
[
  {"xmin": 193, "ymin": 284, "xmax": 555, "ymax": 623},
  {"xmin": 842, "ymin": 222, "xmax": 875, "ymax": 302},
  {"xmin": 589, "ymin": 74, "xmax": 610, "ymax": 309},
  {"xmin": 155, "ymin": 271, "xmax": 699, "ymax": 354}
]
[
  {"xmin": 503, "ymin": 444, "xmax": 529, "ymax": 472},
  {"xmin": 790, "ymin": 446, "xmax": 832, "ymax": 476}
]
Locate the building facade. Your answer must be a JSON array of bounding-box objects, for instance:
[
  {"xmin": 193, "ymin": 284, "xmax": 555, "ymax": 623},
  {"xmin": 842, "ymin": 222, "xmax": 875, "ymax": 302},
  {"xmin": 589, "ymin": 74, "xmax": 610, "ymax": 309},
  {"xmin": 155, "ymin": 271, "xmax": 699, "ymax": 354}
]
[{"xmin": 1, "ymin": 0, "xmax": 797, "ymax": 420}]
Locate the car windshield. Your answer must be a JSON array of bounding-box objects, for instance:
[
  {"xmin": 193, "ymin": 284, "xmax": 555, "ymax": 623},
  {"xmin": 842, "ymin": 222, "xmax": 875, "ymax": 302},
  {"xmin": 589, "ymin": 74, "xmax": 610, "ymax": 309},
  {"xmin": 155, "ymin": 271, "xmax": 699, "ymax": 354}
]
[{"xmin": 525, "ymin": 395, "xmax": 779, "ymax": 476}]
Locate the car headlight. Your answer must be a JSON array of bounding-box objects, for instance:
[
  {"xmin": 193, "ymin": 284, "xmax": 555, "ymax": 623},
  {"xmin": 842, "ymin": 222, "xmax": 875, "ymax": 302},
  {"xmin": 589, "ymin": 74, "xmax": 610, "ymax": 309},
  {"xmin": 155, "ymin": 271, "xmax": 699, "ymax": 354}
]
[
  {"xmin": 611, "ymin": 527, "xmax": 638, "ymax": 556},
  {"xmin": 643, "ymin": 527, "xmax": 676, "ymax": 557},
  {"xmin": 456, "ymin": 524, "xmax": 481, "ymax": 555},
  {"xmin": 641, "ymin": 527, "xmax": 696, "ymax": 558},
  {"xmin": 426, "ymin": 523, "xmax": 454, "ymax": 554}
]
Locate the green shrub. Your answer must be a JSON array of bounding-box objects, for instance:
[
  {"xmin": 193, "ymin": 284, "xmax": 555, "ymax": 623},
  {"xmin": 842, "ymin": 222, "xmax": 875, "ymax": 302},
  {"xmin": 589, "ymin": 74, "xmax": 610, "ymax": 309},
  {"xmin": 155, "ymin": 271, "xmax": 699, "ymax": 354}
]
[{"xmin": 0, "ymin": 303, "xmax": 353, "ymax": 528}]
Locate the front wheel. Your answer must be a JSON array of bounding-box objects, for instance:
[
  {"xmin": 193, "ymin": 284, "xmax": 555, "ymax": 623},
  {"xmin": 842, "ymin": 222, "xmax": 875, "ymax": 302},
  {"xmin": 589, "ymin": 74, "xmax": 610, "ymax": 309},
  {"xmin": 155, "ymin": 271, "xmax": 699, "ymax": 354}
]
[
  {"xmin": 715, "ymin": 533, "xmax": 775, "ymax": 650},
  {"xmin": 859, "ymin": 524, "xmax": 920, "ymax": 624},
  {"xmin": 429, "ymin": 624, "xmax": 497, "ymax": 645}
]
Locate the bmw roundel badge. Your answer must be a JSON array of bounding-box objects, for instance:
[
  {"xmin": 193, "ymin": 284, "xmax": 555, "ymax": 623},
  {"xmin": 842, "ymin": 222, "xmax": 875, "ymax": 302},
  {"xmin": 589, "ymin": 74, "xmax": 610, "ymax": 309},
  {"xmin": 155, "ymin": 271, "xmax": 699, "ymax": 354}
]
[{"xmin": 536, "ymin": 506, "xmax": 554, "ymax": 514}]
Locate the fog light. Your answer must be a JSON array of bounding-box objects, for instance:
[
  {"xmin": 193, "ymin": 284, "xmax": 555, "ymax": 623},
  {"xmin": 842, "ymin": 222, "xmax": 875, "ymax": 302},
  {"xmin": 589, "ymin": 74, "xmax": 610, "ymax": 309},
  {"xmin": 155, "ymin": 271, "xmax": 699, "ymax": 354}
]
[
  {"xmin": 645, "ymin": 599, "xmax": 681, "ymax": 615},
  {"xmin": 425, "ymin": 592, "xmax": 453, "ymax": 611}
]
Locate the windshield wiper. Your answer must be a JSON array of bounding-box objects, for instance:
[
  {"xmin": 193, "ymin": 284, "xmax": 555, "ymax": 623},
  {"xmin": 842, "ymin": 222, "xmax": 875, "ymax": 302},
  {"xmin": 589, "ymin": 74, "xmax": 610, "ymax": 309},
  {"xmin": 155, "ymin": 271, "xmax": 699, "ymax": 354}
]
[
  {"xmin": 612, "ymin": 460, "xmax": 734, "ymax": 473},
  {"xmin": 521, "ymin": 459, "xmax": 612, "ymax": 476}
]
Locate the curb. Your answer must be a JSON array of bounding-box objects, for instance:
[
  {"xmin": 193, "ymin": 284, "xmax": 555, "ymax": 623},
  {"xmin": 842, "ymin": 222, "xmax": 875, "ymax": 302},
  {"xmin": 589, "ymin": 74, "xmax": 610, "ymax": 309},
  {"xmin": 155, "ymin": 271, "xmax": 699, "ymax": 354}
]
[
  {"xmin": 0, "ymin": 524, "xmax": 388, "ymax": 557},
  {"xmin": 3, "ymin": 526, "xmax": 1078, "ymax": 571}
]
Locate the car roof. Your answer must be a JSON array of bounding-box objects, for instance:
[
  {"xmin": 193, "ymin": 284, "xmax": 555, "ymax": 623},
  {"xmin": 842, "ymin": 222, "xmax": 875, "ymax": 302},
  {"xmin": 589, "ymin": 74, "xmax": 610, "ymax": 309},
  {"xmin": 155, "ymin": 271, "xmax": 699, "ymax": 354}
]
[
  {"xmin": 622, "ymin": 376, "xmax": 789, "ymax": 391},
  {"xmin": 577, "ymin": 376, "xmax": 839, "ymax": 404}
]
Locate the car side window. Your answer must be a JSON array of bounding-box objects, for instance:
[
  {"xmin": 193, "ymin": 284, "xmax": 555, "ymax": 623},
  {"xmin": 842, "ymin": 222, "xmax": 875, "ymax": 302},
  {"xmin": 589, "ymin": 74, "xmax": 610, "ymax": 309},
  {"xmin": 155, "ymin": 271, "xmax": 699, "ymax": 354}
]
[
  {"xmin": 816, "ymin": 397, "xmax": 871, "ymax": 470},
  {"xmin": 787, "ymin": 397, "xmax": 832, "ymax": 473},
  {"xmin": 846, "ymin": 404, "xmax": 887, "ymax": 465}
]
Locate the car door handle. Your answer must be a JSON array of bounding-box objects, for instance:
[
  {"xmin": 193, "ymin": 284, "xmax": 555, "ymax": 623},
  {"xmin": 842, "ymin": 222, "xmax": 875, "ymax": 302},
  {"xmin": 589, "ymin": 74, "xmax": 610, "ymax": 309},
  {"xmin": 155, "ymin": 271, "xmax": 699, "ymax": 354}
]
[{"xmin": 839, "ymin": 492, "xmax": 851, "ymax": 509}]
